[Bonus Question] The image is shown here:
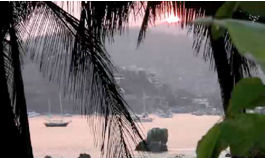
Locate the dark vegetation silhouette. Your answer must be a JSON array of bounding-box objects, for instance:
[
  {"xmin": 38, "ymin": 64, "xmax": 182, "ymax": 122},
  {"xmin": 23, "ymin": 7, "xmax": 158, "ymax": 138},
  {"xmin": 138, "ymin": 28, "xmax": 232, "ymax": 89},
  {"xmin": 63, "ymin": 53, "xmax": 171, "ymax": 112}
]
[{"xmin": 1, "ymin": 1, "xmax": 258, "ymax": 158}]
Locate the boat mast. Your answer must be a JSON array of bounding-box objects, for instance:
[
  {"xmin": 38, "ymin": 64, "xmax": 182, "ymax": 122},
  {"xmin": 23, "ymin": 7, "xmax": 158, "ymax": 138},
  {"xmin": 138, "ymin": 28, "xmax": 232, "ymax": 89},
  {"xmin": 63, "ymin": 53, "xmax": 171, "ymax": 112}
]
[
  {"xmin": 48, "ymin": 98, "xmax": 52, "ymax": 118},
  {"xmin": 142, "ymin": 91, "xmax": 148, "ymax": 114},
  {"xmin": 59, "ymin": 92, "xmax": 63, "ymax": 115}
]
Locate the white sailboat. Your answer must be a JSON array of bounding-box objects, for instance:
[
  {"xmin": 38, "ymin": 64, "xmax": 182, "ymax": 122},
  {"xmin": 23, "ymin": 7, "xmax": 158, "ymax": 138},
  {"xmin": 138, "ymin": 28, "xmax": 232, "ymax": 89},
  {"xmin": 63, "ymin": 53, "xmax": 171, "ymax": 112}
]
[{"xmin": 44, "ymin": 94, "xmax": 71, "ymax": 127}]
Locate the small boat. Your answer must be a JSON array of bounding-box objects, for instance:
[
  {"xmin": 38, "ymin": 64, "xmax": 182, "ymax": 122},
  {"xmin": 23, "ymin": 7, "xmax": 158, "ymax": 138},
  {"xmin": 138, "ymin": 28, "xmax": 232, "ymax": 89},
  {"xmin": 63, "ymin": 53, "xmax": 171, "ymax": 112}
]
[
  {"xmin": 191, "ymin": 110, "xmax": 205, "ymax": 116},
  {"xmin": 44, "ymin": 120, "xmax": 70, "ymax": 127},
  {"xmin": 63, "ymin": 113, "xmax": 73, "ymax": 117},
  {"xmin": 138, "ymin": 113, "xmax": 153, "ymax": 122},
  {"xmin": 27, "ymin": 111, "xmax": 40, "ymax": 118},
  {"xmin": 132, "ymin": 113, "xmax": 153, "ymax": 122},
  {"xmin": 44, "ymin": 94, "xmax": 71, "ymax": 127},
  {"xmin": 156, "ymin": 110, "xmax": 173, "ymax": 118}
]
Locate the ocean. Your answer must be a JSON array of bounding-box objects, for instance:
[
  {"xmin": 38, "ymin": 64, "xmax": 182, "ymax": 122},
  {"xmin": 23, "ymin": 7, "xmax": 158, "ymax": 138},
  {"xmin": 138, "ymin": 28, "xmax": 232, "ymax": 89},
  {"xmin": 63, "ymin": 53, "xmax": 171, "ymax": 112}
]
[{"xmin": 29, "ymin": 114, "xmax": 223, "ymax": 158}]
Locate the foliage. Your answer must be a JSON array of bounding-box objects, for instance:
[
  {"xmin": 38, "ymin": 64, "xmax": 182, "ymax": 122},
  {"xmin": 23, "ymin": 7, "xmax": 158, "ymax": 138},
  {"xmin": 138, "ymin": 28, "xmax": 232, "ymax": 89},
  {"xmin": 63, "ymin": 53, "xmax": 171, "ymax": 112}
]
[
  {"xmin": 197, "ymin": 112, "xmax": 265, "ymax": 158},
  {"xmin": 195, "ymin": 2, "xmax": 265, "ymax": 68},
  {"xmin": 228, "ymin": 78, "xmax": 265, "ymax": 115},
  {"xmin": 196, "ymin": 123, "xmax": 225, "ymax": 158},
  {"xmin": 3, "ymin": 1, "xmax": 258, "ymax": 158},
  {"xmin": 2, "ymin": 1, "xmax": 235, "ymax": 158},
  {"xmin": 195, "ymin": 2, "xmax": 265, "ymax": 158},
  {"xmin": 238, "ymin": 2, "xmax": 265, "ymax": 17},
  {"xmin": 197, "ymin": 78, "xmax": 265, "ymax": 158},
  {"xmin": 196, "ymin": 18, "xmax": 265, "ymax": 69},
  {"xmin": 2, "ymin": 2, "xmax": 146, "ymax": 158},
  {"xmin": 192, "ymin": 2, "xmax": 255, "ymax": 112}
]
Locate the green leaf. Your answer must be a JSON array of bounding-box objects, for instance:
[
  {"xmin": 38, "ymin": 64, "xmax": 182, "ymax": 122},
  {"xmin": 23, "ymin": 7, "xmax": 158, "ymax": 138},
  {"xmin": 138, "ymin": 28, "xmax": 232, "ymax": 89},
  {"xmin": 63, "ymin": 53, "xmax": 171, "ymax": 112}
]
[
  {"xmin": 193, "ymin": 17, "xmax": 214, "ymax": 25},
  {"xmin": 223, "ymin": 19, "xmax": 265, "ymax": 63},
  {"xmin": 211, "ymin": 2, "xmax": 239, "ymax": 39},
  {"xmin": 207, "ymin": 19, "xmax": 265, "ymax": 71},
  {"xmin": 221, "ymin": 114, "xmax": 265, "ymax": 157},
  {"xmin": 194, "ymin": 18, "xmax": 265, "ymax": 72},
  {"xmin": 211, "ymin": 2, "xmax": 265, "ymax": 39},
  {"xmin": 228, "ymin": 78, "xmax": 265, "ymax": 115},
  {"xmin": 196, "ymin": 123, "xmax": 227, "ymax": 158},
  {"xmin": 239, "ymin": 2, "xmax": 265, "ymax": 17},
  {"xmin": 215, "ymin": 2, "xmax": 239, "ymax": 18},
  {"xmin": 197, "ymin": 114, "xmax": 265, "ymax": 158}
]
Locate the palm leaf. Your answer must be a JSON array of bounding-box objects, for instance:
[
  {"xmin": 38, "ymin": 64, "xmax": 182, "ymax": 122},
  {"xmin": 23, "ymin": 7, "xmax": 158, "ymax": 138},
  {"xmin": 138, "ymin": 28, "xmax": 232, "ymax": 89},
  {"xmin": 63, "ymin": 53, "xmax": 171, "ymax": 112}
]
[
  {"xmin": 18, "ymin": 2, "xmax": 144, "ymax": 158},
  {"xmin": 0, "ymin": 2, "xmax": 35, "ymax": 157},
  {"xmin": 9, "ymin": 9, "xmax": 33, "ymax": 158}
]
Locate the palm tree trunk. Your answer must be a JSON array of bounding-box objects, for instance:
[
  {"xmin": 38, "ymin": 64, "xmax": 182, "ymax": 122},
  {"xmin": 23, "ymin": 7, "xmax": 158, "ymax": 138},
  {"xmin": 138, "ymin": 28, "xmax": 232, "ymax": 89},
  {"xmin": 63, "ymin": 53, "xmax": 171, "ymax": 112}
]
[
  {"xmin": 9, "ymin": 21, "xmax": 33, "ymax": 158},
  {"xmin": 0, "ymin": 3, "xmax": 33, "ymax": 157},
  {"xmin": 209, "ymin": 29, "xmax": 250, "ymax": 115},
  {"xmin": 9, "ymin": 3, "xmax": 33, "ymax": 157},
  {"xmin": 209, "ymin": 33, "xmax": 234, "ymax": 114},
  {"xmin": 0, "ymin": 30, "xmax": 21, "ymax": 158}
]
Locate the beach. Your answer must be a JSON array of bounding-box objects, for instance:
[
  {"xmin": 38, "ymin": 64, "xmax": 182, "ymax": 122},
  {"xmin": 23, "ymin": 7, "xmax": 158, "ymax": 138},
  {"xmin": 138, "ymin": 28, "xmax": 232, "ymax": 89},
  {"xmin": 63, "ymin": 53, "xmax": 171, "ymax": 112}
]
[{"xmin": 29, "ymin": 114, "xmax": 222, "ymax": 158}]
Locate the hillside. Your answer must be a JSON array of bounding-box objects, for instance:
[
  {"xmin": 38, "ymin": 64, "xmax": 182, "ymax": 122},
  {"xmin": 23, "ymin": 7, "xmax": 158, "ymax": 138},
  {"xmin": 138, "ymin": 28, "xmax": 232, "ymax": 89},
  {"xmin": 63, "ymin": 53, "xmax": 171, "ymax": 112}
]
[{"xmin": 22, "ymin": 24, "xmax": 222, "ymax": 114}]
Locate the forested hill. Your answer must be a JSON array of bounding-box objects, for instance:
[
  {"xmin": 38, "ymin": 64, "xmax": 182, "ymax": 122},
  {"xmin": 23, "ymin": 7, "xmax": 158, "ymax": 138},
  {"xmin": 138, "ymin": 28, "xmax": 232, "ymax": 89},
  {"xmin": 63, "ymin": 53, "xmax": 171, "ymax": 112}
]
[{"xmin": 107, "ymin": 26, "xmax": 220, "ymax": 97}]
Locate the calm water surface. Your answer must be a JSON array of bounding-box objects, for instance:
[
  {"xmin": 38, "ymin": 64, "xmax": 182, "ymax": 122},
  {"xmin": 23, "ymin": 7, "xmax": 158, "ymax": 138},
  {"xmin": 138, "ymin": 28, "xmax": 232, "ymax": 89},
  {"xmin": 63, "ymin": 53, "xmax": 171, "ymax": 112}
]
[{"xmin": 29, "ymin": 114, "xmax": 222, "ymax": 158}]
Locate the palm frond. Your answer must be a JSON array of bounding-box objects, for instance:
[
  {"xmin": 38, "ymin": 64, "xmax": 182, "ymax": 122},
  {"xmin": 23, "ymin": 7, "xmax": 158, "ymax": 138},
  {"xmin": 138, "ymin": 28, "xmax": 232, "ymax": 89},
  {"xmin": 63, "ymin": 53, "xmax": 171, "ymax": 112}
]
[
  {"xmin": 130, "ymin": 1, "xmax": 257, "ymax": 112},
  {"xmin": 82, "ymin": 1, "xmax": 134, "ymax": 43},
  {"xmin": 189, "ymin": 8, "xmax": 258, "ymax": 111},
  {"xmin": 9, "ymin": 9, "xmax": 33, "ymax": 157},
  {"xmin": 18, "ymin": 2, "xmax": 143, "ymax": 158},
  {"xmin": 137, "ymin": 2, "xmax": 223, "ymax": 46},
  {"xmin": 137, "ymin": 2, "xmax": 152, "ymax": 46},
  {"xmin": 8, "ymin": 2, "xmax": 261, "ymax": 158},
  {"xmin": 0, "ymin": 2, "xmax": 33, "ymax": 157}
]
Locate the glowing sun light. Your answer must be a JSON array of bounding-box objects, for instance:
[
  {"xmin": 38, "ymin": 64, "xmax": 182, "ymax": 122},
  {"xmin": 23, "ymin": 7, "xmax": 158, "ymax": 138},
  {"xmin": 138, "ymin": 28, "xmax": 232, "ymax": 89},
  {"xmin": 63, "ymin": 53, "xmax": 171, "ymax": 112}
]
[{"xmin": 165, "ymin": 16, "xmax": 180, "ymax": 23}]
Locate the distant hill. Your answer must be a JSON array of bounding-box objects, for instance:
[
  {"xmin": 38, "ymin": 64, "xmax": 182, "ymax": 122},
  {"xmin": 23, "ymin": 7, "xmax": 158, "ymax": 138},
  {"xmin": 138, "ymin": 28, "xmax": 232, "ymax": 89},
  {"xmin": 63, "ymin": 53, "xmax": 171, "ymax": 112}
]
[
  {"xmin": 106, "ymin": 26, "xmax": 220, "ymax": 97},
  {"xmin": 106, "ymin": 26, "xmax": 222, "ymax": 109},
  {"xmin": 22, "ymin": 24, "xmax": 222, "ymax": 114}
]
